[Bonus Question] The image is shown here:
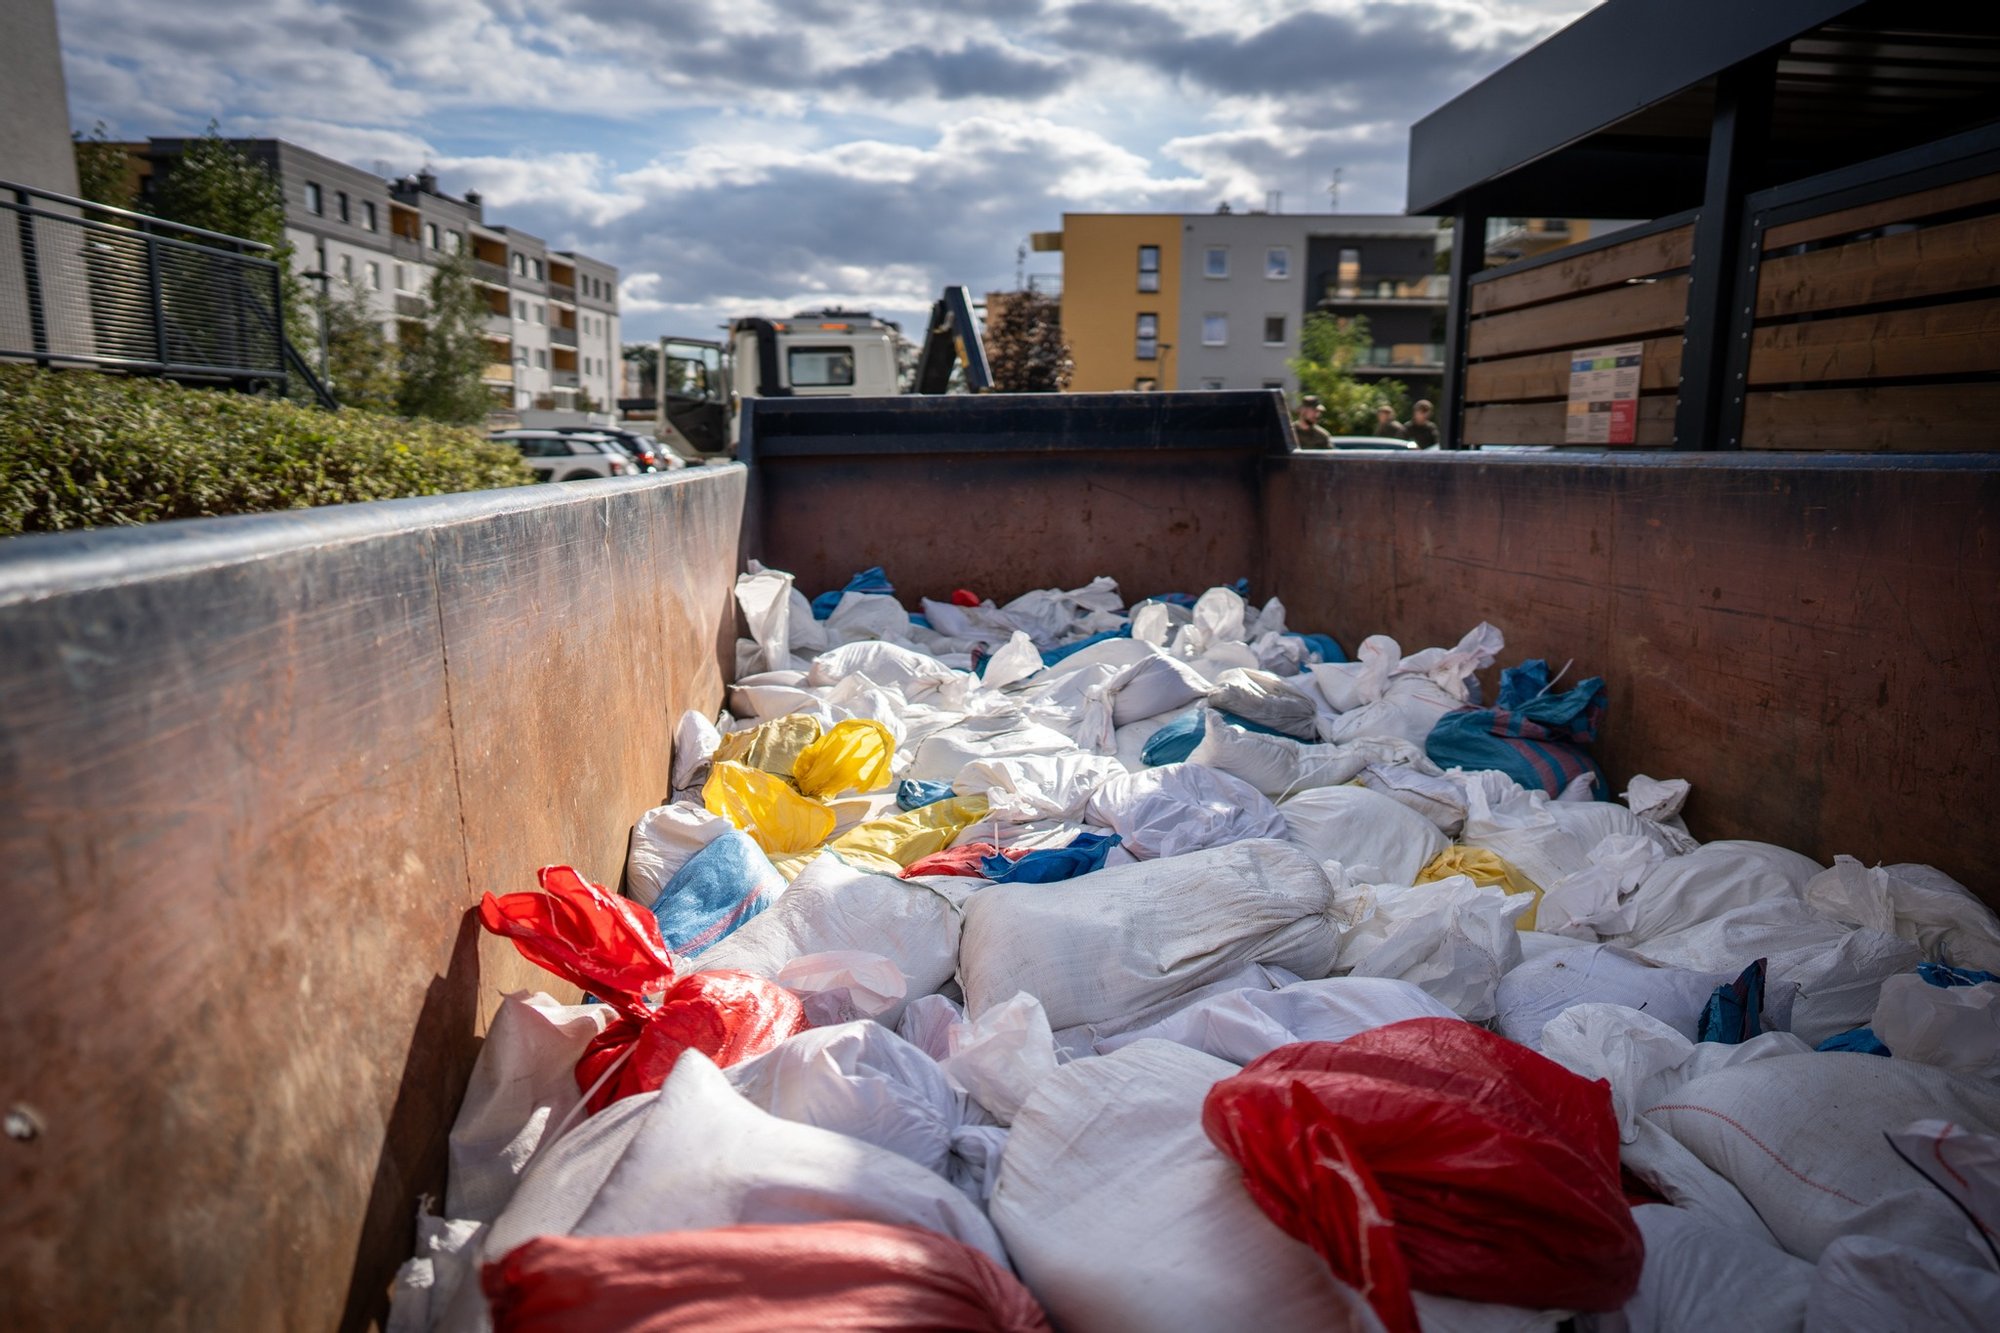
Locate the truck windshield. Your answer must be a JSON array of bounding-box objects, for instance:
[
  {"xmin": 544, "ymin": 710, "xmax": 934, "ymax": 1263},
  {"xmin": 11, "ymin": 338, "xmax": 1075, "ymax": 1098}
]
[{"xmin": 788, "ymin": 346, "xmax": 855, "ymax": 387}]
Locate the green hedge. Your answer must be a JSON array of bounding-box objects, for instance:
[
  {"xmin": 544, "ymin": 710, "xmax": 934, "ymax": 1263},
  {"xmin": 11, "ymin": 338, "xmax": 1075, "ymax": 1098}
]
[{"xmin": 0, "ymin": 366, "xmax": 533, "ymax": 537}]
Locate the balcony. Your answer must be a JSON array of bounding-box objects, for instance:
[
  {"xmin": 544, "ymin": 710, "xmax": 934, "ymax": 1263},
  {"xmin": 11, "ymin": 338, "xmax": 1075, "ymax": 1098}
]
[
  {"xmin": 395, "ymin": 293, "xmax": 427, "ymax": 318},
  {"xmin": 549, "ymin": 325, "xmax": 577, "ymax": 347},
  {"xmin": 552, "ymin": 371, "xmax": 579, "ymax": 388},
  {"xmin": 390, "ymin": 234, "xmax": 425, "ymax": 262},
  {"xmin": 548, "ymin": 282, "xmax": 576, "ymax": 305},
  {"xmin": 484, "ymin": 312, "xmax": 512, "ymax": 338},
  {"xmin": 1321, "ymin": 274, "xmax": 1448, "ymax": 305},
  {"xmin": 1350, "ymin": 343, "xmax": 1446, "ymax": 373},
  {"xmin": 472, "ymin": 258, "xmax": 510, "ymax": 287},
  {"xmin": 482, "ymin": 363, "xmax": 514, "ymax": 384}
]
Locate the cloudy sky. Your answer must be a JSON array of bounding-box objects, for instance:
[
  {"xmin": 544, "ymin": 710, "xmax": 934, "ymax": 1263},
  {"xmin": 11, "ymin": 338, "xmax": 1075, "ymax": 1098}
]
[{"xmin": 57, "ymin": 0, "xmax": 1595, "ymax": 341}]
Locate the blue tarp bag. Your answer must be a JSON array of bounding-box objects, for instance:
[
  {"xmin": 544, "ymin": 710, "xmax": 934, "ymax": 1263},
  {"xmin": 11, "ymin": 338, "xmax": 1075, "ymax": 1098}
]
[
  {"xmin": 811, "ymin": 566, "xmax": 895, "ymax": 619},
  {"xmin": 979, "ymin": 831, "xmax": 1121, "ymax": 884},
  {"xmin": 1426, "ymin": 658, "xmax": 1608, "ymax": 798},
  {"xmin": 650, "ymin": 830, "xmax": 784, "ymax": 958},
  {"xmin": 1696, "ymin": 959, "xmax": 1768, "ymax": 1044},
  {"xmin": 897, "ymin": 778, "xmax": 956, "ymax": 811},
  {"xmin": 1287, "ymin": 632, "xmax": 1346, "ymax": 664},
  {"xmin": 1142, "ymin": 708, "xmax": 1205, "ymax": 766}
]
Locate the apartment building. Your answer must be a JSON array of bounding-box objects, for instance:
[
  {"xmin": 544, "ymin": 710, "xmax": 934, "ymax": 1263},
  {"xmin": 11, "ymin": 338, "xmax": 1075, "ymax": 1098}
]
[
  {"xmin": 130, "ymin": 139, "xmax": 620, "ymax": 413},
  {"xmin": 1042, "ymin": 212, "xmax": 1445, "ymax": 400}
]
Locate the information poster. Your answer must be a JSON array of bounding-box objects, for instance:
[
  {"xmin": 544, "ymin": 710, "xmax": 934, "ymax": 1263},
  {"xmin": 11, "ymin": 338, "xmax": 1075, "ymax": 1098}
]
[{"xmin": 1565, "ymin": 342, "xmax": 1642, "ymax": 445}]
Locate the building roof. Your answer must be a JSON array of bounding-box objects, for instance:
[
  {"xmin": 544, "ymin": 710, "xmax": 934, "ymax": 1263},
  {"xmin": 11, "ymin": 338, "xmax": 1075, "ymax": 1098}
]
[{"xmin": 1407, "ymin": 0, "xmax": 2000, "ymax": 217}]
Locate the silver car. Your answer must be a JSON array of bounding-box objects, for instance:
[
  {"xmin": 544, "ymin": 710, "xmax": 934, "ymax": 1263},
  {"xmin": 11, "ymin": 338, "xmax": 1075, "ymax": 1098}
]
[{"xmin": 495, "ymin": 430, "xmax": 637, "ymax": 482}]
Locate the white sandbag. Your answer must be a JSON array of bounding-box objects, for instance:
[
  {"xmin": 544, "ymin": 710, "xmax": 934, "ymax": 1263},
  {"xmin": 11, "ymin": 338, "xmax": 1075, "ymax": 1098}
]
[
  {"xmin": 734, "ymin": 566, "xmax": 796, "ymax": 674},
  {"xmin": 1775, "ymin": 927, "xmax": 1923, "ymax": 1046},
  {"xmin": 694, "ymin": 853, "xmax": 959, "ymax": 1026},
  {"xmin": 1107, "ymin": 649, "xmax": 1214, "ymax": 726},
  {"xmin": 1591, "ymin": 1204, "xmax": 1813, "ymax": 1333},
  {"xmin": 773, "ymin": 949, "xmax": 907, "ymax": 1024},
  {"xmin": 824, "ymin": 590, "xmax": 916, "ymax": 645},
  {"xmin": 1643, "ymin": 1052, "xmax": 2000, "ymax": 1265},
  {"xmin": 724, "ymin": 1019, "xmax": 960, "ymax": 1175},
  {"xmin": 1805, "ymin": 1234, "xmax": 2000, "ymax": 1333},
  {"xmin": 1318, "ymin": 672, "xmax": 1466, "ymax": 746},
  {"xmin": 1459, "ymin": 783, "xmax": 1595, "ymax": 894},
  {"xmin": 1495, "ymin": 945, "xmax": 1731, "ymax": 1049},
  {"xmin": 1094, "ymin": 976, "xmax": 1461, "ymax": 1065},
  {"xmin": 1113, "ymin": 710, "xmax": 1180, "ymax": 772},
  {"xmin": 992, "ymin": 1040, "xmax": 1382, "ymax": 1333},
  {"xmin": 785, "ymin": 585, "xmax": 830, "ymax": 656},
  {"xmin": 1617, "ymin": 896, "xmax": 1852, "ymax": 974},
  {"xmin": 1279, "ymin": 785, "xmax": 1448, "ymax": 885},
  {"xmin": 948, "ymin": 1123, "xmax": 1010, "ymax": 1203},
  {"xmin": 1887, "ymin": 1119, "xmax": 2000, "ymax": 1240},
  {"xmin": 1190, "ymin": 709, "xmax": 1430, "ymax": 799},
  {"xmin": 939, "ymin": 991, "xmax": 1060, "ymax": 1126},
  {"xmin": 1804, "ymin": 855, "xmax": 2000, "ymax": 973},
  {"xmin": 670, "ymin": 709, "xmax": 722, "ymax": 793},
  {"xmin": 1870, "ymin": 972, "xmax": 2000, "ymax": 1077},
  {"xmin": 1620, "ymin": 775, "xmax": 1700, "ymax": 854},
  {"xmin": 1084, "ymin": 761, "xmax": 1285, "ymax": 860},
  {"xmin": 1607, "ymin": 840, "xmax": 1823, "ymax": 948},
  {"xmin": 1310, "ymin": 624, "xmax": 1499, "ymax": 716},
  {"xmin": 905, "ymin": 713, "xmax": 1078, "ymax": 783},
  {"xmin": 387, "ymin": 1212, "xmax": 486, "ymax": 1333},
  {"xmin": 953, "ymin": 752, "xmax": 1123, "ymax": 823},
  {"xmin": 1536, "ymin": 835, "xmax": 1666, "ymax": 940},
  {"xmin": 1169, "ymin": 586, "xmax": 1248, "ymax": 657},
  {"xmin": 1049, "ymin": 960, "xmax": 1304, "ymax": 1057},
  {"xmin": 895, "ymin": 991, "xmax": 963, "ymax": 1062},
  {"xmin": 1544, "ymin": 799, "xmax": 1676, "ymax": 857},
  {"xmin": 981, "ymin": 630, "xmax": 1045, "ymax": 690},
  {"xmin": 727, "ymin": 680, "xmax": 828, "ymax": 723},
  {"xmin": 1357, "ymin": 762, "xmax": 1467, "ymax": 837},
  {"xmin": 806, "ymin": 638, "xmax": 962, "ymax": 693},
  {"xmin": 958, "ymin": 838, "xmax": 1343, "ymax": 1032},
  {"xmin": 479, "ymin": 1051, "xmax": 1005, "ymax": 1267},
  {"xmin": 1337, "ymin": 875, "xmax": 1530, "ymax": 1021},
  {"xmin": 624, "ymin": 801, "xmax": 732, "ymax": 910},
  {"xmin": 446, "ymin": 992, "xmax": 615, "ymax": 1225},
  {"xmin": 1000, "ymin": 576, "xmax": 1124, "ymax": 648},
  {"xmin": 1208, "ymin": 667, "xmax": 1320, "ymax": 738}
]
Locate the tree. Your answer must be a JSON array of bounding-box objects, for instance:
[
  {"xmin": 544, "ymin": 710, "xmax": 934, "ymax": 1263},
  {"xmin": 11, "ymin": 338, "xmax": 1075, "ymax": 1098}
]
[
  {"xmin": 983, "ymin": 289, "xmax": 1072, "ymax": 392},
  {"xmin": 397, "ymin": 253, "xmax": 497, "ymax": 425},
  {"xmin": 623, "ymin": 342, "xmax": 658, "ymax": 400},
  {"xmin": 319, "ymin": 282, "xmax": 401, "ymax": 414},
  {"xmin": 573, "ymin": 385, "xmax": 600, "ymax": 414},
  {"xmin": 72, "ymin": 123, "xmax": 134, "ymax": 210},
  {"xmin": 1287, "ymin": 312, "xmax": 1409, "ymax": 435}
]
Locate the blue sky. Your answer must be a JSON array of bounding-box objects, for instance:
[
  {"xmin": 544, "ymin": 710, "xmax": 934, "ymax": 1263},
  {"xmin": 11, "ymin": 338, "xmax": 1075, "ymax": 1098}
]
[{"xmin": 56, "ymin": 0, "xmax": 1594, "ymax": 341}]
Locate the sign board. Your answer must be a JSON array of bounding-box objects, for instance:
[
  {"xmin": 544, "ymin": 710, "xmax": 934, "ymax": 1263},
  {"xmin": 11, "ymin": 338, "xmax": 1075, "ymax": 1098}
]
[{"xmin": 1565, "ymin": 342, "xmax": 1643, "ymax": 445}]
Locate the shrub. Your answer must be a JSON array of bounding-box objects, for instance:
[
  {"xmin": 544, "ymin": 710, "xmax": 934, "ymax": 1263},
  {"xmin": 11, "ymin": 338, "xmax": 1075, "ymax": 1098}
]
[{"xmin": 0, "ymin": 366, "xmax": 533, "ymax": 538}]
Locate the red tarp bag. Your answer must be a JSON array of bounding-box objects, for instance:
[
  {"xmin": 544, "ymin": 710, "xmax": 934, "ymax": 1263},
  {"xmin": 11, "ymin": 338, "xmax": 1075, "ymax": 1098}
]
[
  {"xmin": 484, "ymin": 1222, "xmax": 1053, "ymax": 1333},
  {"xmin": 480, "ymin": 866, "xmax": 806, "ymax": 1113},
  {"xmin": 1202, "ymin": 1018, "xmax": 1643, "ymax": 1333}
]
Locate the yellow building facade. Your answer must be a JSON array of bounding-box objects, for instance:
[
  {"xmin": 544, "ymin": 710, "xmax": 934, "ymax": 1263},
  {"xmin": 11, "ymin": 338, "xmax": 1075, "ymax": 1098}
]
[{"xmin": 1038, "ymin": 214, "xmax": 1183, "ymax": 392}]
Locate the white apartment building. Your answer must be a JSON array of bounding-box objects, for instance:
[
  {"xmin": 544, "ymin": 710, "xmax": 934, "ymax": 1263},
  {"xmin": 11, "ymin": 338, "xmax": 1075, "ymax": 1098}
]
[{"xmin": 133, "ymin": 139, "xmax": 620, "ymax": 413}]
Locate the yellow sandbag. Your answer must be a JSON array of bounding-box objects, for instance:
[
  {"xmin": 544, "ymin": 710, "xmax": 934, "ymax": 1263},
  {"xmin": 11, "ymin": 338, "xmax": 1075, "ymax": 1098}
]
[
  {"xmin": 1418, "ymin": 845, "xmax": 1544, "ymax": 931},
  {"xmin": 830, "ymin": 796, "xmax": 990, "ymax": 875},
  {"xmin": 714, "ymin": 713, "xmax": 824, "ymax": 776},
  {"xmin": 702, "ymin": 760, "xmax": 836, "ymax": 856},
  {"xmin": 792, "ymin": 718, "xmax": 897, "ymax": 798}
]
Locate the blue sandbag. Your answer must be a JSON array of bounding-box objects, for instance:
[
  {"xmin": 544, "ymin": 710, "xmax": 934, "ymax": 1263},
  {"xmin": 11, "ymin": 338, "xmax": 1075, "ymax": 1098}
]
[
  {"xmin": 1288, "ymin": 632, "xmax": 1346, "ymax": 664},
  {"xmin": 1426, "ymin": 658, "xmax": 1608, "ymax": 798},
  {"xmin": 979, "ymin": 831, "xmax": 1121, "ymax": 884},
  {"xmin": 897, "ymin": 778, "xmax": 956, "ymax": 811},
  {"xmin": 1816, "ymin": 1028, "xmax": 1892, "ymax": 1057},
  {"xmin": 1696, "ymin": 959, "xmax": 1768, "ymax": 1045},
  {"xmin": 1142, "ymin": 708, "xmax": 1205, "ymax": 766},
  {"xmin": 1919, "ymin": 962, "xmax": 2000, "ymax": 987},
  {"xmin": 651, "ymin": 830, "xmax": 783, "ymax": 957},
  {"xmin": 1041, "ymin": 625, "xmax": 1131, "ymax": 667},
  {"xmin": 811, "ymin": 566, "xmax": 895, "ymax": 619}
]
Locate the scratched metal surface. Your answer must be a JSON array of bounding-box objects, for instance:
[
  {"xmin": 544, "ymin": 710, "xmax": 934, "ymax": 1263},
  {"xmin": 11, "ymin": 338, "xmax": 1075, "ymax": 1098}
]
[
  {"xmin": 0, "ymin": 466, "xmax": 745, "ymax": 1332},
  {"xmin": 1264, "ymin": 452, "xmax": 2000, "ymax": 898}
]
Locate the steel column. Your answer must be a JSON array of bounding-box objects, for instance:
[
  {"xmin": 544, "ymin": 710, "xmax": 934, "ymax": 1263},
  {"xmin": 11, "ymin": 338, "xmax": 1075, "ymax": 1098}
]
[
  {"xmin": 16, "ymin": 189, "xmax": 49, "ymax": 366},
  {"xmin": 1441, "ymin": 207, "xmax": 1486, "ymax": 450}
]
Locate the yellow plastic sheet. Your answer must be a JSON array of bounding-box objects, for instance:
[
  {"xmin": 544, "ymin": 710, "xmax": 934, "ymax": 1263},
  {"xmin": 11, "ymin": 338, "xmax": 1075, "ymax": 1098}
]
[
  {"xmin": 714, "ymin": 713, "xmax": 824, "ymax": 777},
  {"xmin": 830, "ymin": 796, "xmax": 990, "ymax": 875},
  {"xmin": 792, "ymin": 718, "xmax": 897, "ymax": 799},
  {"xmin": 1418, "ymin": 845, "xmax": 1544, "ymax": 931},
  {"xmin": 702, "ymin": 760, "xmax": 836, "ymax": 856}
]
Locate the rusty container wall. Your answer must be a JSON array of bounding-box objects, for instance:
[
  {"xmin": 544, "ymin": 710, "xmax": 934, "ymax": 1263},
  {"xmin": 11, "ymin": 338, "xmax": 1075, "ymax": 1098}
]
[
  {"xmin": 0, "ymin": 466, "xmax": 745, "ymax": 1333},
  {"xmin": 1264, "ymin": 450, "xmax": 2000, "ymax": 901},
  {"xmin": 742, "ymin": 391, "xmax": 1288, "ymax": 602}
]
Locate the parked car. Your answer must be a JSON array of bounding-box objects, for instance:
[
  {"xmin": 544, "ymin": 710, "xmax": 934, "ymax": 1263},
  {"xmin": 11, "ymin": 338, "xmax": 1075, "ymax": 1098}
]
[
  {"xmin": 1331, "ymin": 435, "xmax": 1422, "ymax": 450},
  {"xmin": 496, "ymin": 430, "xmax": 636, "ymax": 482},
  {"xmin": 498, "ymin": 425, "xmax": 686, "ymax": 472}
]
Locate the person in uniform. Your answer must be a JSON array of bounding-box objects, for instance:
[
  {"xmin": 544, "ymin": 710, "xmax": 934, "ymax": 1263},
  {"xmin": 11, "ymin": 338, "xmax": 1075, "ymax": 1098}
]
[
  {"xmin": 1293, "ymin": 394, "xmax": 1334, "ymax": 449},
  {"xmin": 1373, "ymin": 404, "xmax": 1410, "ymax": 440},
  {"xmin": 1406, "ymin": 399, "xmax": 1440, "ymax": 448}
]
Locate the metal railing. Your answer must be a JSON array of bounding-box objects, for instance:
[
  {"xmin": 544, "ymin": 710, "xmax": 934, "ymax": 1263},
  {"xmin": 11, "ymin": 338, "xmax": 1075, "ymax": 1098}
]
[
  {"xmin": 472, "ymin": 258, "xmax": 510, "ymax": 287},
  {"xmin": 549, "ymin": 325, "xmax": 577, "ymax": 347},
  {"xmin": 547, "ymin": 281, "xmax": 576, "ymax": 304},
  {"xmin": 1, "ymin": 179, "xmax": 313, "ymax": 395},
  {"xmin": 1324, "ymin": 274, "xmax": 1449, "ymax": 303}
]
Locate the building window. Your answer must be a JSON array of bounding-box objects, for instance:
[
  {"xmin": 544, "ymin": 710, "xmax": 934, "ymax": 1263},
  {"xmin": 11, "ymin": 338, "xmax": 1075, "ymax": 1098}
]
[
  {"xmin": 314, "ymin": 243, "xmax": 327, "ymax": 273},
  {"xmin": 362, "ymin": 201, "xmax": 377, "ymax": 232},
  {"xmin": 366, "ymin": 261, "xmax": 381, "ymax": 290},
  {"xmin": 534, "ymin": 350, "xmax": 547, "ymax": 369},
  {"xmin": 513, "ymin": 254, "xmax": 525, "ymax": 275},
  {"xmin": 1266, "ymin": 247, "xmax": 1290, "ymax": 279},
  {"xmin": 395, "ymin": 263, "xmax": 410, "ymax": 292},
  {"xmin": 1202, "ymin": 314, "xmax": 1228, "ymax": 346},
  {"xmin": 1200, "ymin": 378, "xmax": 1224, "ymax": 391},
  {"xmin": 1138, "ymin": 244, "xmax": 1160, "ymax": 293},
  {"xmin": 445, "ymin": 231, "xmax": 462, "ymax": 255},
  {"xmin": 1204, "ymin": 246, "xmax": 1228, "ymax": 278},
  {"xmin": 1336, "ymin": 247, "xmax": 1360, "ymax": 297},
  {"xmin": 514, "ymin": 298, "xmax": 526, "ymax": 320},
  {"xmin": 533, "ymin": 258, "xmax": 544, "ymax": 280},
  {"xmin": 535, "ymin": 304, "xmax": 546, "ymax": 324},
  {"xmin": 339, "ymin": 254, "xmax": 353, "ymax": 281},
  {"xmin": 1135, "ymin": 312, "xmax": 1158, "ymax": 360},
  {"xmin": 337, "ymin": 191, "xmax": 350, "ymax": 223},
  {"xmin": 1134, "ymin": 377, "xmax": 1158, "ymax": 392},
  {"xmin": 305, "ymin": 182, "xmax": 323, "ymax": 215},
  {"xmin": 1263, "ymin": 315, "xmax": 1286, "ymax": 345},
  {"xmin": 514, "ymin": 350, "xmax": 527, "ymax": 367},
  {"xmin": 425, "ymin": 222, "xmax": 439, "ymax": 250}
]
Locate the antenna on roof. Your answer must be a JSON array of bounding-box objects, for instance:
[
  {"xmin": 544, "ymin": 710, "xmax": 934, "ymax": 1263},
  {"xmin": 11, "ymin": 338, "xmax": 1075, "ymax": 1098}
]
[{"xmin": 1328, "ymin": 167, "xmax": 1344, "ymax": 212}]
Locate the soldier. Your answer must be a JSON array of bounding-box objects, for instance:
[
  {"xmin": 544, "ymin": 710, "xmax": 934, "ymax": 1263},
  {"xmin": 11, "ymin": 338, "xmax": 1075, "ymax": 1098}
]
[{"xmin": 1293, "ymin": 394, "xmax": 1334, "ymax": 449}]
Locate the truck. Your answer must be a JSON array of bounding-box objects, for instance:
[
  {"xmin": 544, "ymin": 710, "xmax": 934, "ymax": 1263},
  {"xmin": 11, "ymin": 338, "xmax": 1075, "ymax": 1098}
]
[
  {"xmin": 647, "ymin": 286, "xmax": 991, "ymax": 456},
  {"xmin": 2, "ymin": 384, "xmax": 1992, "ymax": 1331}
]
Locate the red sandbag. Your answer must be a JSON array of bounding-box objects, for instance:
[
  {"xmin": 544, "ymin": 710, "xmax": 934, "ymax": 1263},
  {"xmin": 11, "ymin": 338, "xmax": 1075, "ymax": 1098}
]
[
  {"xmin": 900, "ymin": 843, "xmax": 1026, "ymax": 879},
  {"xmin": 574, "ymin": 970, "xmax": 807, "ymax": 1113},
  {"xmin": 1203, "ymin": 1018, "xmax": 1642, "ymax": 1333},
  {"xmin": 484, "ymin": 1222, "xmax": 1053, "ymax": 1333},
  {"xmin": 480, "ymin": 865, "xmax": 806, "ymax": 1113}
]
